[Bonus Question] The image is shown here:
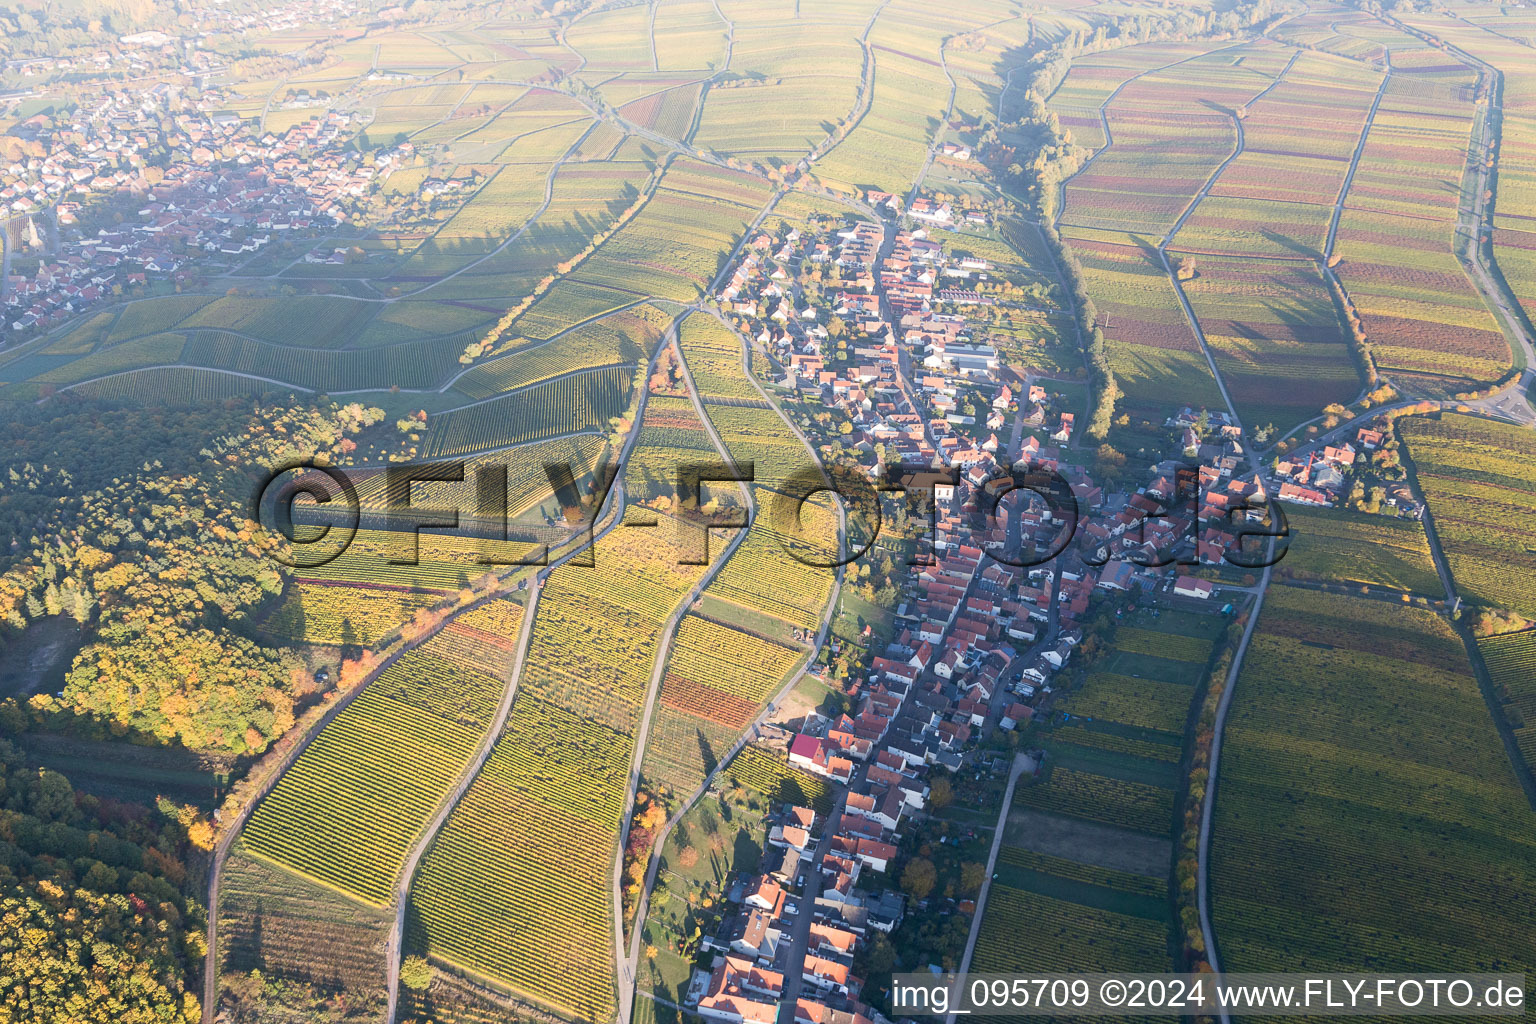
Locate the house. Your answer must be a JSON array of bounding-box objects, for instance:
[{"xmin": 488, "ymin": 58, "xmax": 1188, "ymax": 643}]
[
  {"xmin": 1357, "ymin": 427, "xmax": 1385, "ymax": 449},
  {"xmin": 803, "ymin": 952, "xmax": 858, "ymax": 996},
  {"xmin": 1277, "ymin": 481, "xmax": 1331, "ymax": 507},
  {"xmin": 697, "ymin": 956, "xmax": 783, "ymax": 1024},
  {"xmin": 1322, "ymin": 443, "xmax": 1357, "ymax": 467},
  {"xmin": 1173, "ymin": 576, "xmax": 1213, "ymax": 600},
  {"xmin": 789, "ymin": 735, "xmax": 855, "ymax": 783},
  {"xmin": 852, "ymin": 837, "xmax": 899, "ymax": 873},
  {"xmin": 1001, "ymin": 702, "xmax": 1032, "ymax": 730},
  {"xmin": 728, "ymin": 908, "xmax": 783, "ymax": 962},
  {"xmin": 1096, "ymin": 559, "xmax": 1135, "ymax": 591},
  {"xmin": 742, "ymin": 875, "xmax": 786, "ymax": 916}
]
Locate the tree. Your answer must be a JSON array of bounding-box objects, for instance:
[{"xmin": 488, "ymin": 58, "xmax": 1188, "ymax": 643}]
[
  {"xmin": 960, "ymin": 861, "xmax": 987, "ymax": 895},
  {"xmin": 400, "ymin": 956, "xmax": 433, "ymax": 991},
  {"xmin": 901, "ymin": 857, "xmax": 937, "ymax": 901},
  {"xmin": 929, "ymin": 776, "xmax": 954, "ymax": 809}
]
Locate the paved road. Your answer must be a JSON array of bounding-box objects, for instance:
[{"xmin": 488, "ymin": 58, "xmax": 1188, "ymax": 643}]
[
  {"xmin": 946, "ymin": 751, "xmax": 1036, "ymax": 1024},
  {"xmin": 777, "ymin": 782, "xmax": 852, "ymax": 1013},
  {"xmin": 1195, "ymin": 556, "xmax": 1271, "ymax": 1020}
]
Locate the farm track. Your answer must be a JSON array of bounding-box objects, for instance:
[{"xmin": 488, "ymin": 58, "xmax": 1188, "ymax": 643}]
[
  {"xmin": 615, "ymin": 249, "xmax": 850, "ymax": 1019},
  {"xmin": 377, "ymin": 316, "xmax": 679, "ymax": 1023},
  {"xmin": 945, "ymin": 751, "xmax": 1035, "ymax": 1024},
  {"xmin": 610, "ymin": 315, "xmax": 756, "ymax": 1024},
  {"xmin": 1195, "ymin": 553, "xmax": 1273, "ymax": 1018}
]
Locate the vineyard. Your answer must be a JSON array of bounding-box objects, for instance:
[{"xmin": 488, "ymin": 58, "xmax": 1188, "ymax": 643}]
[
  {"xmin": 404, "ymin": 490, "xmax": 711, "ymax": 1015},
  {"xmin": 1058, "ymin": 673, "xmax": 1193, "ymax": 735},
  {"xmin": 1399, "ymin": 414, "xmax": 1536, "ymax": 617},
  {"xmin": 1013, "ymin": 766, "xmax": 1175, "ymax": 836},
  {"xmin": 217, "ymin": 840, "xmax": 392, "ymax": 1005},
  {"xmin": 677, "ymin": 315, "xmax": 761, "ymax": 402},
  {"xmin": 454, "ymin": 303, "xmax": 674, "ymax": 400},
  {"xmin": 727, "ymin": 745, "xmax": 833, "ymax": 815},
  {"xmin": 973, "ymin": 885, "xmax": 1173, "ymax": 974},
  {"xmin": 242, "ymin": 631, "xmax": 513, "ymax": 906},
  {"xmin": 407, "ymin": 697, "xmax": 630, "ymax": 1021},
  {"xmin": 262, "ymin": 579, "xmax": 445, "ymax": 647},
  {"xmin": 1271, "ymin": 504, "xmax": 1442, "ymax": 595},
  {"xmin": 1478, "ymin": 628, "xmax": 1536, "ymax": 767},
  {"xmin": 996, "ymin": 847, "xmax": 1167, "ymax": 899},
  {"xmin": 1334, "ymin": 66, "xmax": 1513, "ymax": 390},
  {"xmin": 515, "ymin": 511, "xmax": 708, "ymax": 731},
  {"xmin": 1211, "ymin": 586, "xmax": 1536, "ymax": 976},
  {"xmin": 1176, "ymin": 259, "xmax": 1360, "ymax": 434},
  {"xmin": 420, "ymin": 365, "xmax": 633, "ymax": 458}
]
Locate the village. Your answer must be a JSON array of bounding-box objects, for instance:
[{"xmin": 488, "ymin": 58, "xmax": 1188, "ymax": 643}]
[
  {"xmin": 0, "ymin": 0, "xmax": 492, "ymax": 338},
  {"xmin": 0, "ymin": 81, "xmax": 448, "ymax": 335},
  {"xmin": 677, "ymin": 197, "xmax": 1295, "ymax": 1023}
]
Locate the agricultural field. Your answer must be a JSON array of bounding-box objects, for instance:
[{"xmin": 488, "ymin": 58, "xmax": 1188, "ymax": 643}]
[
  {"xmin": 566, "ymin": 160, "xmax": 775, "ymax": 303},
  {"xmin": 624, "ymin": 393, "xmax": 718, "ymax": 507},
  {"xmin": 419, "ymin": 364, "xmax": 634, "ymax": 458},
  {"xmin": 1398, "ymin": 5, "xmax": 1536, "ymax": 331},
  {"xmin": 1176, "ymin": 258, "xmax": 1360, "ymax": 433},
  {"xmin": 676, "ymin": 314, "xmax": 761, "ymax": 402},
  {"xmin": 1046, "ymin": 41, "xmax": 1219, "ymax": 151},
  {"xmin": 1023, "ymin": 608, "xmax": 1223, "ymax": 845},
  {"xmin": 1059, "ymin": 41, "xmax": 1293, "ymax": 241},
  {"xmin": 454, "ymin": 302, "xmax": 674, "ymax": 400},
  {"xmin": 218, "ymin": 840, "xmax": 392, "ymax": 1011},
  {"xmin": 1174, "ymin": 51, "xmax": 1383, "ymax": 257},
  {"xmin": 1211, "ymin": 586, "xmax": 1536, "ymax": 977},
  {"xmin": 701, "ymin": 403, "xmax": 823, "ymax": 491},
  {"xmin": 1269, "ymin": 503, "xmax": 1441, "ymax": 596},
  {"xmin": 435, "ymin": 159, "xmax": 655, "ymax": 310},
  {"xmin": 1399, "ymin": 413, "xmax": 1536, "ymax": 618},
  {"xmin": 651, "ymin": 0, "xmax": 730, "ymax": 71},
  {"xmin": 406, "ymin": 694, "xmax": 632, "ymax": 1021},
  {"xmin": 1479, "ymin": 628, "xmax": 1536, "ymax": 768},
  {"xmin": 618, "ymin": 84, "xmax": 704, "ymax": 142},
  {"xmin": 727, "ymin": 744, "xmax": 834, "ymax": 815},
  {"xmin": 406, "ymin": 447, "xmax": 715, "ymax": 1018},
  {"xmin": 973, "ymin": 885, "xmax": 1173, "ymax": 975},
  {"xmin": 812, "ymin": 25, "xmax": 954, "ymax": 193},
  {"xmin": 1333, "ymin": 67, "xmax": 1513, "ymax": 390},
  {"xmin": 642, "ymin": 613, "xmax": 806, "ymax": 800},
  {"xmin": 242, "ymin": 605, "xmax": 521, "ymax": 906},
  {"xmin": 1065, "ymin": 238, "xmax": 1223, "ymax": 415},
  {"xmin": 693, "ymin": 20, "xmax": 863, "ymax": 165}
]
